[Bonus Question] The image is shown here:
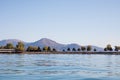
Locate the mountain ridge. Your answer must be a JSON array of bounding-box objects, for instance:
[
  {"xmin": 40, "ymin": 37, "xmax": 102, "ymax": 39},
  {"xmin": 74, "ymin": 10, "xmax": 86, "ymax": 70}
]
[{"xmin": 0, "ymin": 38, "xmax": 103, "ymax": 51}]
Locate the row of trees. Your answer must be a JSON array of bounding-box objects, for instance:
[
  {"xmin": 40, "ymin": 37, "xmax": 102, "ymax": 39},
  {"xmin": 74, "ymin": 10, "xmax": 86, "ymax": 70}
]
[
  {"xmin": 0, "ymin": 42, "xmax": 57, "ymax": 52},
  {"xmin": 104, "ymin": 44, "xmax": 120, "ymax": 51},
  {"xmin": 0, "ymin": 42, "xmax": 24, "ymax": 52},
  {"xmin": 26, "ymin": 46, "xmax": 56, "ymax": 52},
  {"xmin": 63, "ymin": 45, "xmax": 95, "ymax": 52},
  {"xmin": 0, "ymin": 43, "xmax": 120, "ymax": 52}
]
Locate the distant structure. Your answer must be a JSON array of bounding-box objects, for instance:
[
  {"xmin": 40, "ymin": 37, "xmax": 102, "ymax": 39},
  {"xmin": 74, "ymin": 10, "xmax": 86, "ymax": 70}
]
[{"xmin": 0, "ymin": 49, "xmax": 15, "ymax": 53}]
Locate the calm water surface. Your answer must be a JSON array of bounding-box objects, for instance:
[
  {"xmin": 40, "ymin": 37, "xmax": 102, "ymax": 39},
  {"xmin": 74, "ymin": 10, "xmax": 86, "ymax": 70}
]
[{"xmin": 0, "ymin": 54, "xmax": 120, "ymax": 80}]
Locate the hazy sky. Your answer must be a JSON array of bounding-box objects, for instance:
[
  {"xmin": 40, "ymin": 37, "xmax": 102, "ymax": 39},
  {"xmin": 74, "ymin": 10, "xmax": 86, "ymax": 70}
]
[{"xmin": 0, "ymin": 0, "xmax": 120, "ymax": 47}]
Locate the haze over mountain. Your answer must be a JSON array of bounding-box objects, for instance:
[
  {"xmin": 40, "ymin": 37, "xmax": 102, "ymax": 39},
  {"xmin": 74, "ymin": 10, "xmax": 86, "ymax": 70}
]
[
  {"xmin": 0, "ymin": 39, "xmax": 25, "ymax": 46},
  {"xmin": 0, "ymin": 38, "xmax": 103, "ymax": 51}
]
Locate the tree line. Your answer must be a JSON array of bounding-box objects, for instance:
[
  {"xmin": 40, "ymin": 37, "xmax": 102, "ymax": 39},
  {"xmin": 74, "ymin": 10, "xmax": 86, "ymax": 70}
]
[
  {"xmin": 63, "ymin": 45, "xmax": 94, "ymax": 52},
  {"xmin": 26, "ymin": 46, "xmax": 56, "ymax": 52},
  {"xmin": 0, "ymin": 42, "xmax": 120, "ymax": 52},
  {"xmin": 104, "ymin": 44, "xmax": 120, "ymax": 51},
  {"xmin": 0, "ymin": 42, "xmax": 24, "ymax": 52},
  {"xmin": 0, "ymin": 42, "xmax": 57, "ymax": 52}
]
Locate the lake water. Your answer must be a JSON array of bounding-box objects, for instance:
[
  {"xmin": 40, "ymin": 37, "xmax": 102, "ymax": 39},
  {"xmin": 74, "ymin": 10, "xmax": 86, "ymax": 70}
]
[{"xmin": 0, "ymin": 54, "xmax": 120, "ymax": 80}]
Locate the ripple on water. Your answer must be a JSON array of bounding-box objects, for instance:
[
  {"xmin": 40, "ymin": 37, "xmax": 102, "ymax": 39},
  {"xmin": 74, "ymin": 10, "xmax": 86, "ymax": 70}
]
[{"xmin": 0, "ymin": 54, "xmax": 120, "ymax": 80}]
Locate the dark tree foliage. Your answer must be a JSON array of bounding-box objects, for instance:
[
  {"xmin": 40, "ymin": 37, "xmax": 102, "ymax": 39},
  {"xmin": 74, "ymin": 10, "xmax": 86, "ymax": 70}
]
[
  {"xmin": 63, "ymin": 49, "xmax": 65, "ymax": 52},
  {"xmin": 104, "ymin": 48, "xmax": 107, "ymax": 51},
  {"xmin": 87, "ymin": 45, "xmax": 92, "ymax": 51},
  {"xmin": 48, "ymin": 46, "xmax": 51, "ymax": 51},
  {"xmin": 77, "ymin": 48, "xmax": 81, "ymax": 51},
  {"xmin": 81, "ymin": 46, "xmax": 86, "ymax": 51},
  {"xmin": 115, "ymin": 46, "xmax": 120, "ymax": 51},
  {"xmin": 72, "ymin": 48, "xmax": 76, "ymax": 51},
  {"xmin": 94, "ymin": 48, "xmax": 96, "ymax": 52},
  {"xmin": 53, "ymin": 48, "xmax": 57, "ymax": 52},
  {"xmin": 37, "ymin": 46, "xmax": 41, "ymax": 52},
  {"xmin": 105, "ymin": 44, "xmax": 113, "ymax": 51},
  {"xmin": 5, "ymin": 43, "xmax": 14, "ymax": 49},
  {"xmin": 43, "ymin": 47, "xmax": 45, "ymax": 51},
  {"xmin": 26, "ymin": 46, "xmax": 38, "ymax": 52},
  {"xmin": 16, "ymin": 42, "xmax": 24, "ymax": 52},
  {"xmin": 67, "ymin": 48, "xmax": 71, "ymax": 51}
]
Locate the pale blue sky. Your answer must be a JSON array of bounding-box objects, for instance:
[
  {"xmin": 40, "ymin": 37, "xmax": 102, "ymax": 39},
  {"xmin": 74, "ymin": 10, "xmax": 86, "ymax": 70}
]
[{"xmin": 0, "ymin": 0, "xmax": 120, "ymax": 47}]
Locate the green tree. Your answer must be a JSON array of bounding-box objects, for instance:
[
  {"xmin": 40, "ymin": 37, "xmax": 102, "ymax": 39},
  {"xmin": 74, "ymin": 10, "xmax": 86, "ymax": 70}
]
[
  {"xmin": 81, "ymin": 46, "xmax": 86, "ymax": 51},
  {"xmin": 106, "ymin": 44, "xmax": 113, "ymax": 51},
  {"xmin": 26, "ymin": 46, "xmax": 38, "ymax": 52},
  {"xmin": 16, "ymin": 42, "xmax": 24, "ymax": 52},
  {"xmin": 26, "ymin": 46, "xmax": 32, "ymax": 52},
  {"xmin": 43, "ymin": 46, "xmax": 48, "ymax": 51},
  {"xmin": 5, "ymin": 43, "xmax": 14, "ymax": 49},
  {"xmin": 87, "ymin": 45, "xmax": 92, "ymax": 51},
  {"xmin": 33, "ymin": 46, "xmax": 38, "ymax": 51},
  {"xmin": 115, "ymin": 46, "xmax": 120, "ymax": 51}
]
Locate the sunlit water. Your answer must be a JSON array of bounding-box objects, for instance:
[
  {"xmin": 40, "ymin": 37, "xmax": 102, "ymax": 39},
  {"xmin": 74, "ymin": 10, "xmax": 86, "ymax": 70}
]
[{"xmin": 0, "ymin": 54, "xmax": 120, "ymax": 80}]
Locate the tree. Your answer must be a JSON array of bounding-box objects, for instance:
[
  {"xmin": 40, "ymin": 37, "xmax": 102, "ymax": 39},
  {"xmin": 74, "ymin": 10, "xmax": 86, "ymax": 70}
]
[
  {"xmin": 72, "ymin": 48, "xmax": 76, "ymax": 51},
  {"xmin": 94, "ymin": 48, "xmax": 96, "ymax": 52},
  {"xmin": 81, "ymin": 46, "xmax": 86, "ymax": 51},
  {"xmin": 0, "ymin": 46, "xmax": 4, "ymax": 49},
  {"xmin": 43, "ymin": 46, "xmax": 48, "ymax": 51},
  {"xmin": 33, "ymin": 46, "xmax": 38, "ymax": 51},
  {"xmin": 26, "ymin": 46, "xmax": 38, "ymax": 52},
  {"xmin": 53, "ymin": 48, "xmax": 56, "ymax": 52},
  {"xmin": 37, "ymin": 46, "xmax": 41, "ymax": 52},
  {"xmin": 106, "ymin": 44, "xmax": 113, "ymax": 51},
  {"xmin": 67, "ymin": 48, "xmax": 71, "ymax": 51},
  {"xmin": 104, "ymin": 48, "xmax": 107, "ymax": 51},
  {"xmin": 77, "ymin": 48, "xmax": 81, "ymax": 51},
  {"xmin": 5, "ymin": 43, "xmax": 14, "ymax": 49},
  {"xmin": 16, "ymin": 42, "xmax": 24, "ymax": 52},
  {"xmin": 48, "ymin": 46, "xmax": 51, "ymax": 51},
  {"xmin": 43, "ymin": 47, "xmax": 45, "ymax": 51},
  {"xmin": 87, "ymin": 45, "xmax": 92, "ymax": 51},
  {"xmin": 26, "ymin": 46, "xmax": 32, "ymax": 52},
  {"xmin": 115, "ymin": 46, "xmax": 120, "ymax": 51},
  {"xmin": 63, "ymin": 49, "xmax": 65, "ymax": 52}
]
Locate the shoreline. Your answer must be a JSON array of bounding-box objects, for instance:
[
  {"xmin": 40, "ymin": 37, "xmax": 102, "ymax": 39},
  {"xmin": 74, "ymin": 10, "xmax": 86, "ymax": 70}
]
[{"xmin": 0, "ymin": 51, "xmax": 120, "ymax": 55}]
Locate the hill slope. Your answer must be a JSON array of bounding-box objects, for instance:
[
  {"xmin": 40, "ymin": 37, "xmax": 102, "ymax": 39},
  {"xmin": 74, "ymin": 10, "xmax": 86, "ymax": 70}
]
[{"xmin": 0, "ymin": 38, "xmax": 103, "ymax": 51}]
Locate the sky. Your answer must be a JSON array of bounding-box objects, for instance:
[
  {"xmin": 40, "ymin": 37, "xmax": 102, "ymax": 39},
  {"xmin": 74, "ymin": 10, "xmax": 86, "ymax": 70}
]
[{"xmin": 0, "ymin": 0, "xmax": 120, "ymax": 47}]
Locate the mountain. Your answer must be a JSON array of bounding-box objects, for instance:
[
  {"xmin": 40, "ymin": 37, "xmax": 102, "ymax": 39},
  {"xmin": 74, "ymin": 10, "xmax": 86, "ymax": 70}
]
[
  {"xmin": 61, "ymin": 44, "xmax": 103, "ymax": 51},
  {"xmin": 26, "ymin": 38, "xmax": 65, "ymax": 50},
  {"xmin": 0, "ymin": 38, "xmax": 104, "ymax": 51}
]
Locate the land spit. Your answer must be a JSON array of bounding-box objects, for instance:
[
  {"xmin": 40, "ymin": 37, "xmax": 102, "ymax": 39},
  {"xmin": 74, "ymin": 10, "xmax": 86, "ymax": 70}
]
[{"xmin": 0, "ymin": 51, "xmax": 120, "ymax": 55}]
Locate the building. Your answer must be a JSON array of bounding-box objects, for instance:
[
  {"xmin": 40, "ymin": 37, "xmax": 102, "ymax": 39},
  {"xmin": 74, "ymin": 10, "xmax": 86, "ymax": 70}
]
[{"xmin": 0, "ymin": 49, "xmax": 15, "ymax": 53}]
